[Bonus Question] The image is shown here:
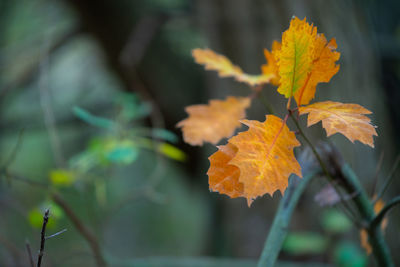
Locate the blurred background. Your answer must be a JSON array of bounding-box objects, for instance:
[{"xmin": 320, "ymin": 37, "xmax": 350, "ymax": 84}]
[{"xmin": 0, "ymin": 0, "xmax": 399, "ymax": 266}]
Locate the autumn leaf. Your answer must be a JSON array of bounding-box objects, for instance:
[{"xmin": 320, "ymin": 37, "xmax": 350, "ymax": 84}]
[
  {"xmin": 261, "ymin": 41, "xmax": 281, "ymax": 86},
  {"xmin": 208, "ymin": 143, "xmax": 244, "ymax": 199},
  {"xmin": 192, "ymin": 48, "xmax": 275, "ymax": 86},
  {"xmin": 177, "ymin": 96, "xmax": 251, "ymax": 146},
  {"xmin": 227, "ymin": 115, "xmax": 302, "ymax": 205},
  {"xmin": 299, "ymin": 101, "xmax": 378, "ymax": 147},
  {"xmin": 360, "ymin": 199, "xmax": 388, "ymax": 254},
  {"xmin": 294, "ymin": 34, "xmax": 340, "ymax": 106},
  {"xmin": 275, "ymin": 17, "xmax": 317, "ymax": 98}
]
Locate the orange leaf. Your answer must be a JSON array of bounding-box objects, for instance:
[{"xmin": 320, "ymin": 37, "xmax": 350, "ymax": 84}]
[
  {"xmin": 360, "ymin": 199, "xmax": 388, "ymax": 254},
  {"xmin": 177, "ymin": 96, "xmax": 251, "ymax": 146},
  {"xmin": 192, "ymin": 48, "xmax": 275, "ymax": 86},
  {"xmin": 275, "ymin": 17, "xmax": 317, "ymax": 98},
  {"xmin": 227, "ymin": 115, "xmax": 302, "ymax": 205},
  {"xmin": 261, "ymin": 41, "xmax": 281, "ymax": 86},
  {"xmin": 208, "ymin": 143, "xmax": 244, "ymax": 199},
  {"xmin": 299, "ymin": 101, "xmax": 378, "ymax": 147},
  {"xmin": 295, "ymin": 35, "xmax": 340, "ymax": 106}
]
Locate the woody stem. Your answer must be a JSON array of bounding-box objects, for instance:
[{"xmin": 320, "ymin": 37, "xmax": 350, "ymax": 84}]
[{"xmin": 289, "ymin": 111, "xmax": 393, "ymax": 267}]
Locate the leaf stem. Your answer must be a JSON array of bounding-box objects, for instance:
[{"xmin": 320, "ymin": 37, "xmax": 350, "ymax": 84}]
[
  {"xmin": 288, "ymin": 112, "xmax": 359, "ymax": 222},
  {"xmin": 289, "ymin": 112, "xmax": 330, "ymax": 178}
]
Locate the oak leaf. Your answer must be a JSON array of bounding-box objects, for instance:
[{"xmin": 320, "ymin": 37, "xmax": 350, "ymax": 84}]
[
  {"xmin": 275, "ymin": 17, "xmax": 317, "ymax": 98},
  {"xmin": 360, "ymin": 199, "xmax": 388, "ymax": 254},
  {"xmin": 261, "ymin": 41, "xmax": 281, "ymax": 86},
  {"xmin": 177, "ymin": 96, "xmax": 251, "ymax": 146},
  {"xmin": 299, "ymin": 101, "xmax": 377, "ymax": 147},
  {"xmin": 192, "ymin": 48, "xmax": 275, "ymax": 86},
  {"xmin": 208, "ymin": 143, "xmax": 244, "ymax": 199},
  {"xmin": 228, "ymin": 115, "xmax": 302, "ymax": 205},
  {"xmin": 294, "ymin": 34, "xmax": 340, "ymax": 106}
]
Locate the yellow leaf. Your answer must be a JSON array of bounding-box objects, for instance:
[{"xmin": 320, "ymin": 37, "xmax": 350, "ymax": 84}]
[
  {"xmin": 227, "ymin": 115, "xmax": 302, "ymax": 205},
  {"xmin": 192, "ymin": 48, "xmax": 274, "ymax": 86},
  {"xmin": 360, "ymin": 199, "xmax": 388, "ymax": 254},
  {"xmin": 295, "ymin": 35, "xmax": 340, "ymax": 106},
  {"xmin": 158, "ymin": 143, "xmax": 186, "ymax": 162},
  {"xmin": 261, "ymin": 41, "xmax": 281, "ymax": 86},
  {"xmin": 275, "ymin": 17, "xmax": 317, "ymax": 98},
  {"xmin": 50, "ymin": 169, "xmax": 76, "ymax": 187},
  {"xmin": 299, "ymin": 101, "xmax": 378, "ymax": 147},
  {"xmin": 208, "ymin": 143, "xmax": 244, "ymax": 199},
  {"xmin": 177, "ymin": 96, "xmax": 251, "ymax": 146}
]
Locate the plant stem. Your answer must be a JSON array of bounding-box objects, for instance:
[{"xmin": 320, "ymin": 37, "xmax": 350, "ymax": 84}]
[
  {"xmin": 289, "ymin": 112, "xmax": 393, "ymax": 266},
  {"xmin": 51, "ymin": 192, "xmax": 107, "ymax": 267},
  {"xmin": 371, "ymin": 195, "xmax": 400, "ymax": 229},
  {"xmin": 339, "ymin": 165, "xmax": 393, "ymax": 267},
  {"xmin": 257, "ymin": 171, "xmax": 320, "ymax": 267},
  {"xmin": 288, "ymin": 113, "xmax": 358, "ymax": 221},
  {"xmin": 374, "ymin": 154, "xmax": 400, "ymax": 202},
  {"xmin": 289, "ymin": 114, "xmax": 331, "ymax": 178},
  {"xmin": 37, "ymin": 209, "xmax": 49, "ymax": 267},
  {"xmin": 25, "ymin": 241, "xmax": 34, "ymax": 267}
]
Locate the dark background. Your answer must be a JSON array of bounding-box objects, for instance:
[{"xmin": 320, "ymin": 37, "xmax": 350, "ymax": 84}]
[{"xmin": 0, "ymin": 0, "xmax": 399, "ymax": 266}]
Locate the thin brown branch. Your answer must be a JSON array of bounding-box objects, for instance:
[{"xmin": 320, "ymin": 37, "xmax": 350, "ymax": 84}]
[
  {"xmin": 37, "ymin": 209, "xmax": 49, "ymax": 267},
  {"xmin": 50, "ymin": 192, "xmax": 107, "ymax": 267},
  {"xmin": 25, "ymin": 241, "xmax": 35, "ymax": 267}
]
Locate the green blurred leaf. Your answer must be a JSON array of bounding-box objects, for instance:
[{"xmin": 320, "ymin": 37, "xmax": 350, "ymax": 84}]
[
  {"xmin": 49, "ymin": 169, "xmax": 76, "ymax": 187},
  {"xmin": 152, "ymin": 129, "xmax": 179, "ymax": 143},
  {"xmin": 131, "ymin": 128, "xmax": 179, "ymax": 143},
  {"xmin": 158, "ymin": 143, "xmax": 186, "ymax": 162},
  {"xmin": 334, "ymin": 242, "xmax": 367, "ymax": 267},
  {"xmin": 282, "ymin": 232, "xmax": 329, "ymax": 255},
  {"xmin": 115, "ymin": 93, "xmax": 151, "ymax": 121},
  {"xmin": 70, "ymin": 137, "xmax": 140, "ymax": 171},
  {"xmin": 28, "ymin": 202, "xmax": 63, "ymax": 229},
  {"xmin": 106, "ymin": 141, "xmax": 139, "ymax": 164},
  {"xmin": 69, "ymin": 149, "xmax": 99, "ymax": 172},
  {"xmin": 28, "ymin": 208, "xmax": 45, "ymax": 228},
  {"xmin": 320, "ymin": 209, "xmax": 352, "ymax": 234},
  {"xmin": 73, "ymin": 106, "xmax": 115, "ymax": 129}
]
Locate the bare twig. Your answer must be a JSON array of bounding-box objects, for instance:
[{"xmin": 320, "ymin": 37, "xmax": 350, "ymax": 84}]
[
  {"xmin": 50, "ymin": 192, "xmax": 107, "ymax": 267},
  {"xmin": 375, "ymin": 153, "xmax": 400, "ymax": 202},
  {"xmin": 37, "ymin": 209, "xmax": 50, "ymax": 267},
  {"xmin": 46, "ymin": 229, "xmax": 67, "ymax": 240},
  {"xmin": 1, "ymin": 171, "xmax": 49, "ymax": 188},
  {"xmin": 1, "ymin": 170, "xmax": 106, "ymax": 266},
  {"xmin": 25, "ymin": 241, "xmax": 35, "ymax": 267}
]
